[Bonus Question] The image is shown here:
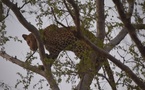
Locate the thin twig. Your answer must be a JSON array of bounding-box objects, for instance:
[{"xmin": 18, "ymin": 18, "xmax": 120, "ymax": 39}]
[
  {"xmin": 25, "ymin": 50, "xmax": 36, "ymax": 62},
  {"xmin": 63, "ymin": 0, "xmax": 75, "ymax": 21},
  {"xmin": 51, "ymin": 7, "xmax": 67, "ymax": 28},
  {"xmin": 19, "ymin": 1, "xmax": 31, "ymax": 9}
]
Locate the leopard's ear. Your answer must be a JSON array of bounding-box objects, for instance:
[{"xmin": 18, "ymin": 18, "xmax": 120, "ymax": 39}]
[{"xmin": 22, "ymin": 34, "xmax": 28, "ymax": 40}]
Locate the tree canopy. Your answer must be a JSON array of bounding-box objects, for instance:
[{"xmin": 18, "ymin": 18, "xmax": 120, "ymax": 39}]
[{"xmin": 0, "ymin": 0, "xmax": 145, "ymax": 90}]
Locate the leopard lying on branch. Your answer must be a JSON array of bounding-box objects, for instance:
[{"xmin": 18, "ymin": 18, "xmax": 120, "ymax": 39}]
[{"xmin": 22, "ymin": 24, "xmax": 97, "ymax": 77}]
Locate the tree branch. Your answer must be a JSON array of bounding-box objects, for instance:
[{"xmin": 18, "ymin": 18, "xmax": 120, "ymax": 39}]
[
  {"xmin": 66, "ymin": 0, "xmax": 81, "ymax": 36},
  {"xmin": 19, "ymin": 1, "xmax": 31, "ymax": 9},
  {"xmin": 96, "ymin": 0, "xmax": 105, "ymax": 41},
  {"xmin": 80, "ymin": 35, "xmax": 145, "ymax": 89},
  {"xmin": 0, "ymin": 51, "xmax": 45, "ymax": 76},
  {"xmin": 112, "ymin": 0, "xmax": 145, "ymax": 60},
  {"xmin": 105, "ymin": 27, "xmax": 128, "ymax": 52},
  {"xmin": 1, "ymin": 0, "xmax": 59, "ymax": 90},
  {"xmin": 63, "ymin": 0, "xmax": 75, "ymax": 21},
  {"xmin": 105, "ymin": 0, "xmax": 134, "ymax": 52},
  {"xmin": 96, "ymin": 1, "xmax": 116, "ymax": 90},
  {"xmin": 127, "ymin": 0, "xmax": 134, "ymax": 18},
  {"xmin": 1, "ymin": 0, "xmax": 46, "ymax": 64},
  {"xmin": 51, "ymin": 7, "xmax": 67, "ymax": 28},
  {"xmin": 66, "ymin": 1, "xmax": 99, "ymax": 90},
  {"xmin": 133, "ymin": 24, "xmax": 145, "ymax": 29},
  {"xmin": 105, "ymin": 23, "xmax": 145, "ymax": 52}
]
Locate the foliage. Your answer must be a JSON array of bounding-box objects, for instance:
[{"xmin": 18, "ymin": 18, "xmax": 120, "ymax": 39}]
[
  {"xmin": 1, "ymin": 0, "xmax": 145, "ymax": 90},
  {"xmin": 0, "ymin": 81, "xmax": 11, "ymax": 90},
  {"xmin": 15, "ymin": 71, "xmax": 34, "ymax": 90}
]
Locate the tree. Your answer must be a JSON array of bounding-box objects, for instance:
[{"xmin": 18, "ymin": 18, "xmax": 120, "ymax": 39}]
[{"xmin": 0, "ymin": 0, "xmax": 145, "ymax": 90}]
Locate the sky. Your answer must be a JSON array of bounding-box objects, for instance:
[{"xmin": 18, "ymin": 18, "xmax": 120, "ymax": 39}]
[
  {"xmin": 0, "ymin": 3, "xmax": 82, "ymax": 89},
  {"xmin": 0, "ymin": 0, "xmax": 141, "ymax": 90}
]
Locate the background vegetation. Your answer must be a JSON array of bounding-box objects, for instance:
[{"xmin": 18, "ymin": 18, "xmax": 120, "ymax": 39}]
[{"xmin": 0, "ymin": 0, "xmax": 145, "ymax": 90}]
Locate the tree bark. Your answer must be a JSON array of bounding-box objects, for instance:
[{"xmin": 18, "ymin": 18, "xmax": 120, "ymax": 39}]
[
  {"xmin": 112, "ymin": 0, "xmax": 145, "ymax": 60},
  {"xmin": 1, "ymin": 0, "xmax": 145, "ymax": 89},
  {"xmin": 96, "ymin": 0, "xmax": 116, "ymax": 90},
  {"xmin": 1, "ymin": 0, "xmax": 59, "ymax": 90},
  {"xmin": 0, "ymin": 51, "xmax": 45, "ymax": 76},
  {"xmin": 81, "ymin": 35, "xmax": 145, "ymax": 89}
]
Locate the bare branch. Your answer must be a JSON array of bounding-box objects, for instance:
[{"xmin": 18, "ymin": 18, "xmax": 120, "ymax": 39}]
[
  {"xmin": 104, "ymin": 0, "xmax": 135, "ymax": 52},
  {"xmin": 25, "ymin": 51, "xmax": 36, "ymax": 62},
  {"xmin": 96, "ymin": 0, "xmax": 105, "ymax": 41},
  {"xmin": 0, "ymin": 1, "xmax": 4, "ymax": 22},
  {"xmin": 80, "ymin": 35, "xmax": 145, "ymax": 89},
  {"xmin": 19, "ymin": 1, "xmax": 31, "ymax": 9},
  {"xmin": 51, "ymin": 7, "xmax": 67, "ymax": 28},
  {"xmin": 112, "ymin": 0, "xmax": 145, "ymax": 60},
  {"xmin": 0, "ymin": 51, "xmax": 45, "ymax": 76},
  {"xmin": 105, "ymin": 27, "xmax": 128, "ymax": 52},
  {"xmin": 134, "ymin": 24, "xmax": 145, "ymax": 29},
  {"xmin": 105, "ymin": 23, "xmax": 145, "ymax": 52},
  {"xmin": 76, "ymin": 72, "xmax": 94, "ymax": 90},
  {"xmin": 63, "ymin": 0, "xmax": 75, "ymax": 21},
  {"xmin": 97, "ymin": 73, "xmax": 111, "ymax": 86},
  {"xmin": 1, "ymin": 0, "xmax": 47, "ymax": 70},
  {"xmin": 127, "ymin": 0, "xmax": 134, "ymax": 18},
  {"xmin": 1, "ymin": 0, "xmax": 59, "ymax": 90},
  {"xmin": 96, "ymin": 1, "xmax": 116, "ymax": 90},
  {"xmin": 66, "ymin": 0, "xmax": 81, "ymax": 36}
]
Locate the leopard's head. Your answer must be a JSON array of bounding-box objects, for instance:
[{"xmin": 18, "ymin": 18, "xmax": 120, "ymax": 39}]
[{"xmin": 22, "ymin": 33, "xmax": 38, "ymax": 51}]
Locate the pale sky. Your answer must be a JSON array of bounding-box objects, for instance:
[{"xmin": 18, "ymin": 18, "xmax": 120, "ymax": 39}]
[{"xmin": 0, "ymin": 0, "xmax": 141, "ymax": 90}]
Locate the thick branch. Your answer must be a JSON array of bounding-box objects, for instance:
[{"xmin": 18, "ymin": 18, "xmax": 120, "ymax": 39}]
[
  {"xmin": 134, "ymin": 24, "xmax": 145, "ymax": 29},
  {"xmin": 105, "ymin": 27, "xmax": 128, "ymax": 52},
  {"xmin": 76, "ymin": 72, "xmax": 94, "ymax": 90},
  {"xmin": 112, "ymin": 0, "xmax": 145, "ymax": 60},
  {"xmin": 66, "ymin": 0, "xmax": 81, "ymax": 36},
  {"xmin": 96, "ymin": 0, "xmax": 105, "ymax": 41},
  {"xmin": 81, "ymin": 35, "xmax": 145, "ymax": 89},
  {"xmin": 1, "ymin": 0, "xmax": 59, "ymax": 90},
  {"xmin": 127, "ymin": 0, "xmax": 134, "ymax": 18},
  {"xmin": 63, "ymin": 0, "xmax": 75, "ymax": 21},
  {"xmin": 105, "ymin": 23, "xmax": 145, "ymax": 52},
  {"xmin": 0, "ymin": 51, "xmax": 45, "ymax": 76},
  {"xmin": 105, "ymin": 0, "xmax": 134, "ymax": 52},
  {"xmin": 1, "ymin": 0, "xmax": 46, "ymax": 64}
]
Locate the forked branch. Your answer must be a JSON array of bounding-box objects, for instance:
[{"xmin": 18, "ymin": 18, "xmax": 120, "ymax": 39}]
[
  {"xmin": 81, "ymin": 35, "xmax": 145, "ymax": 89},
  {"xmin": 112, "ymin": 0, "xmax": 145, "ymax": 60},
  {"xmin": 1, "ymin": 0, "xmax": 59, "ymax": 90}
]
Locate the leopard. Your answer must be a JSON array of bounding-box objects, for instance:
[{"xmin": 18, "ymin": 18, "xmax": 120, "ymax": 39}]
[{"xmin": 22, "ymin": 24, "xmax": 97, "ymax": 77}]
